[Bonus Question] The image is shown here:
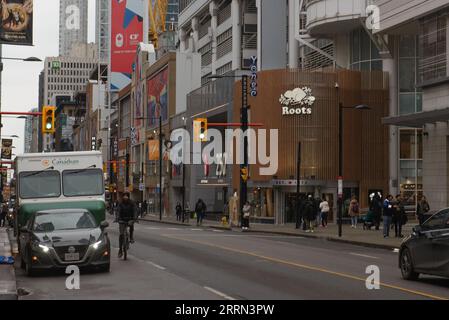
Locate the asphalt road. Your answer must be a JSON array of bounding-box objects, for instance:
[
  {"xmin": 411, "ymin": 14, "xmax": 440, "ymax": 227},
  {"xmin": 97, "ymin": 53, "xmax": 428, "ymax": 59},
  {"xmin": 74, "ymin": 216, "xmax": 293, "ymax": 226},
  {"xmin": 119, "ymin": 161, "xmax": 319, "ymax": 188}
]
[{"xmin": 14, "ymin": 217, "xmax": 449, "ymax": 300}]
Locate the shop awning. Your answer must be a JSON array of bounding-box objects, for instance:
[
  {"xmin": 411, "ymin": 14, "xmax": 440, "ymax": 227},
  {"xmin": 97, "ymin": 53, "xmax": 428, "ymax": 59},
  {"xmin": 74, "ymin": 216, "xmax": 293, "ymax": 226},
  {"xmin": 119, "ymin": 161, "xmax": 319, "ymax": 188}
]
[{"xmin": 382, "ymin": 107, "xmax": 449, "ymax": 128}]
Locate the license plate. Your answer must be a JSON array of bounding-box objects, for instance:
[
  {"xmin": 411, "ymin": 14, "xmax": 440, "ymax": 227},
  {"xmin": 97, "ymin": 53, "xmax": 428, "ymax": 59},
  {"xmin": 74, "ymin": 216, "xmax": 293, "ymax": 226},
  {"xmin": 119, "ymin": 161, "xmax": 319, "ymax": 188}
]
[{"xmin": 64, "ymin": 253, "xmax": 79, "ymax": 261}]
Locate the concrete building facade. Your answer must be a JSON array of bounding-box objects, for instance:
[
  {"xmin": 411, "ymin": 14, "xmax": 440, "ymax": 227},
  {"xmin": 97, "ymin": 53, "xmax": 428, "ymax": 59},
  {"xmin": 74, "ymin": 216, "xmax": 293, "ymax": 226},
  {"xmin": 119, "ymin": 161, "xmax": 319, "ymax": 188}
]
[{"xmin": 59, "ymin": 0, "xmax": 89, "ymax": 56}]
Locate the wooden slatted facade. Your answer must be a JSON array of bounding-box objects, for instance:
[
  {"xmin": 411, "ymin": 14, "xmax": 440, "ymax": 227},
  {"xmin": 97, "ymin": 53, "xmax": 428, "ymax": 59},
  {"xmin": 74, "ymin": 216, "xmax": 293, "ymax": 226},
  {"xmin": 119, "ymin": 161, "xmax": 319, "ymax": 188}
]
[{"xmin": 231, "ymin": 69, "xmax": 389, "ymax": 211}]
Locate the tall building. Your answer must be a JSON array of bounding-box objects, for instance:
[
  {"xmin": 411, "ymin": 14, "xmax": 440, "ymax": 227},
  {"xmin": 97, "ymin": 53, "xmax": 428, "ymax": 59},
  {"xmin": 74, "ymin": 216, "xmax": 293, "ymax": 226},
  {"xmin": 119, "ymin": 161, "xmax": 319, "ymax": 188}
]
[
  {"xmin": 59, "ymin": 0, "xmax": 89, "ymax": 56},
  {"xmin": 96, "ymin": 0, "xmax": 110, "ymax": 62},
  {"xmin": 24, "ymin": 108, "xmax": 38, "ymax": 153},
  {"xmin": 41, "ymin": 54, "xmax": 98, "ymax": 151}
]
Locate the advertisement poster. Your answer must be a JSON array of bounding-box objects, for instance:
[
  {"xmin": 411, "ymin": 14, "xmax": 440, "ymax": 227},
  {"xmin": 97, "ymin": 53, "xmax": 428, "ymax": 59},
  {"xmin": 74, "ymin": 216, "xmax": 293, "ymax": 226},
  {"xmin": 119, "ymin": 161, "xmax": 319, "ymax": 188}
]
[
  {"xmin": 110, "ymin": 0, "xmax": 144, "ymax": 91},
  {"xmin": 147, "ymin": 67, "xmax": 168, "ymax": 127},
  {"xmin": 148, "ymin": 139, "xmax": 159, "ymax": 161},
  {"xmin": 1, "ymin": 139, "xmax": 12, "ymax": 159},
  {"xmin": 0, "ymin": 0, "xmax": 33, "ymax": 45}
]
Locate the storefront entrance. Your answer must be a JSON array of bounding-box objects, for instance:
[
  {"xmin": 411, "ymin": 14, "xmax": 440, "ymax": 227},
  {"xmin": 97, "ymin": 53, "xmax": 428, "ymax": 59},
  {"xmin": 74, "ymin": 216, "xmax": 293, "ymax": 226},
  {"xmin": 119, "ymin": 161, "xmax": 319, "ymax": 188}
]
[{"xmin": 284, "ymin": 193, "xmax": 307, "ymax": 223}]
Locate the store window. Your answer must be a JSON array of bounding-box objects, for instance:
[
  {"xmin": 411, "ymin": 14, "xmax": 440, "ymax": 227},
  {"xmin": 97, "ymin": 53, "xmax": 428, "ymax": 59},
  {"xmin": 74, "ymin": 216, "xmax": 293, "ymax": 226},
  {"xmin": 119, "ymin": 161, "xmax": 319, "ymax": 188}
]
[
  {"xmin": 399, "ymin": 35, "xmax": 422, "ymax": 115},
  {"xmin": 399, "ymin": 129, "xmax": 423, "ymax": 202}
]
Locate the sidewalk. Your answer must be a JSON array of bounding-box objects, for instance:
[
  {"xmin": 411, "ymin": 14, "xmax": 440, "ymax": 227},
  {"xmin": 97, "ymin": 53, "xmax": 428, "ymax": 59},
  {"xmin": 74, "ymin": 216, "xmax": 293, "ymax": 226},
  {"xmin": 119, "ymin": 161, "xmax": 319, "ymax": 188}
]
[
  {"xmin": 140, "ymin": 214, "xmax": 412, "ymax": 250},
  {"xmin": 0, "ymin": 228, "xmax": 17, "ymax": 300}
]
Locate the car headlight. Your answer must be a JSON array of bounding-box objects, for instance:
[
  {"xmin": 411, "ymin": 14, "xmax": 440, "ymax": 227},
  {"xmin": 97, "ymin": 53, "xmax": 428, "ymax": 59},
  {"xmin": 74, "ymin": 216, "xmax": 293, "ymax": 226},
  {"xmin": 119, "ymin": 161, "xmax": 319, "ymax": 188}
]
[
  {"xmin": 92, "ymin": 240, "xmax": 102, "ymax": 250},
  {"xmin": 38, "ymin": 244, "xmax": 50, "ymax": 253}
]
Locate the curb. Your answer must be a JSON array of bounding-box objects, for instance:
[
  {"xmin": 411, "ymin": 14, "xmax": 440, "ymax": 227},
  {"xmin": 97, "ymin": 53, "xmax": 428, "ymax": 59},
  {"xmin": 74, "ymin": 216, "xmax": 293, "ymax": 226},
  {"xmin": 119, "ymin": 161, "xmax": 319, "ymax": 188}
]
[
  {"xmin": 139, "ymin": 217, "xmax": 398, "ymax": 251},
  {"xmin": 244, "ymin": 229, "xmax": 398, "ymax": 251},
  {"xmin": 0, "ymin": 229, "xmax": 18, "ymax": 300}
]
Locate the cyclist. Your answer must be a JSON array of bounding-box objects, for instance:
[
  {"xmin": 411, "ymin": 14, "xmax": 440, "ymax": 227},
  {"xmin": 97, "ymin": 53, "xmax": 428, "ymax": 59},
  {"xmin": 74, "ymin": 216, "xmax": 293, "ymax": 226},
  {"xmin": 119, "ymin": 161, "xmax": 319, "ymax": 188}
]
[{"xmin": 118, "ymin": 192, "xmax": 136, "ymax": 258}]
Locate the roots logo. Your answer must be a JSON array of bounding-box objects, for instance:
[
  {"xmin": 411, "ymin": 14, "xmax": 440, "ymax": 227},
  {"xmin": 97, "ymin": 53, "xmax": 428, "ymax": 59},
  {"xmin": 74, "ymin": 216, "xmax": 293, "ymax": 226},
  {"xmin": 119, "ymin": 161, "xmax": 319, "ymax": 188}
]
[
  {"xmin": 280, "ymin": 87, "xmax": 315, "ymax": 115},
  {"xmin": 41, "ymin": 160, "xmax": 50, "ymax": 167}
]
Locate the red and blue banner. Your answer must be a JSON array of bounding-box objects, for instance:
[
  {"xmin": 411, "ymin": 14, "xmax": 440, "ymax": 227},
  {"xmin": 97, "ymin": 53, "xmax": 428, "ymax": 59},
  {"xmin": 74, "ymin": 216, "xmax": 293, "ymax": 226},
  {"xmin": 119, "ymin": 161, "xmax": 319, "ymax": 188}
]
[{"xmin": 110, "ymin": 0, "xmax": 144, "ymax": 91}]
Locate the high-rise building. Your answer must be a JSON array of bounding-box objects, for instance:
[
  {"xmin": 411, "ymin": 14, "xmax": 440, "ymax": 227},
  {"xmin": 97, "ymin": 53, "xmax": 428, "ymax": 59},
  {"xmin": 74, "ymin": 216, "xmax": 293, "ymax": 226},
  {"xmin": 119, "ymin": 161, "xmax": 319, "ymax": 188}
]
[
  {"xmin": 96, "ymin": 0, "xmax": 110, "ymax": 62},
  {"xmin": 59, "ymin": 0, "xmax": 89, "ymax": 56},
  {"xmin": 24, "ymin": 108, "xmax": 38, "ymax": 153},
  {"xmin": 41, "ymin": 54, "xmax": 98, "ymax": 151}
]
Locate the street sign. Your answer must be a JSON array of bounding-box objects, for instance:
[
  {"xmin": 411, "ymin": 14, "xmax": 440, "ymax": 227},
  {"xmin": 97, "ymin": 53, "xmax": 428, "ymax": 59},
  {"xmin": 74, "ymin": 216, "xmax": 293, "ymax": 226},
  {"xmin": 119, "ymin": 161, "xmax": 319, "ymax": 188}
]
[
  {"xmin": 139, "ymin": 183, "xmax": 145, "ymax": 191},
  {"xmin": 338, "ymin": 176, "xmax": 343, "ymax": 198}
]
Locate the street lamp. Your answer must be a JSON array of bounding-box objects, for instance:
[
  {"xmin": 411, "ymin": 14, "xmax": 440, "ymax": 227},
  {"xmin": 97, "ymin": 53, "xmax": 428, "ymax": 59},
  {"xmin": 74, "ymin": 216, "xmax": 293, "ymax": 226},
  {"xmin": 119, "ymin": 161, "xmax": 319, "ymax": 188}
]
[
  {"xmin": 136, "ymin": 116, "xmax": 163, "ymax": 221},
  {"xmin": 338, "ymin": 103, "xmax": 371, "ymax": 237},
  {"xmin": 208, "ymin": 74, "xmax": 249, "ymax": 227}
]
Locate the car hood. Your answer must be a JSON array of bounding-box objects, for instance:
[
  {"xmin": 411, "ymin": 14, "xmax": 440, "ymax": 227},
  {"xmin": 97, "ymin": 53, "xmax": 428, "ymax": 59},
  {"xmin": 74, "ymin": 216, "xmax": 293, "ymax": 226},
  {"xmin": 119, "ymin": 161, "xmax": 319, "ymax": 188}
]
[{"xmin": 33, "ymin": 228, "xmax": 102, "ymax": 247}]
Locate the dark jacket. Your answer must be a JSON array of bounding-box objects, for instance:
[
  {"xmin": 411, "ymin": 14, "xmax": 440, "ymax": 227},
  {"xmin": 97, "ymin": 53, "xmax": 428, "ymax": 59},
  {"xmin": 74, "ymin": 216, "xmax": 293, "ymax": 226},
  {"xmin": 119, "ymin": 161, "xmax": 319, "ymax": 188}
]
[
  {"xmin": 302, "ymin": 199, "xmax": 316, "ymax": 220},
  {"xmin": 195, "ymin": 201, "xmax": 206, "ymax": 214},
  {"xmin": 118, "ymin": 200, "xmax": 136, "ymax": 221},
  {"xmin": 176, "ymin": 204, "xmax": 182, "ymax": 215},
  {"xmin": 383, "ymin": 199, "xmax": 394, "ymax": 217}
]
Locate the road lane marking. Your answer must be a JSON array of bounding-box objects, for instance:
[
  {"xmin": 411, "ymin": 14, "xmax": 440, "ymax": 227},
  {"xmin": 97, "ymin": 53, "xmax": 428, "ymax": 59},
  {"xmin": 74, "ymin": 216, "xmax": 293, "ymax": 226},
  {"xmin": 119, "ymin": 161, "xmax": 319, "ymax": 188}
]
[
  {"xmin": 212, "ymin": 230, "xmax": 224, "ymax": 233},
  {"xmin": 146, "ymin": 261, "xmax": 166, "ymax": 270},
  {"xmin": 190, "ymin": 229, "xmax": 203, "ymax": 231},
  {"xmin": 145, "ymin": 227, "xmax": 161, "ymax": 230},
  {"xmin": 167, "ymin": 228, "xmax": 181, "ymax": 231},
  {"xmin": 204, "ymin": 286, "xmax": 235, "ymax": 300},
  {"xmin": 393, "ymin": 248, "xmax": 400, "ymax": 253},
  {"xmin": 163, "ymin": 235, "xmax": 448, "ymax": 301},
  {"xmin": 349, "ymin": 253, "xmax": 379, "ymax": 259}
]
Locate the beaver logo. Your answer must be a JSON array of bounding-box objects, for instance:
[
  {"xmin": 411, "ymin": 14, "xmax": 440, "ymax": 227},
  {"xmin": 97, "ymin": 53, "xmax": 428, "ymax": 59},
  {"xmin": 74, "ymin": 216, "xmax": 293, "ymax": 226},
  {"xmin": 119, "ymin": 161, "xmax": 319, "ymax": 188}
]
[{"xmin": 42, "ymin": 160, "xmax": 50, "ymax": 167}]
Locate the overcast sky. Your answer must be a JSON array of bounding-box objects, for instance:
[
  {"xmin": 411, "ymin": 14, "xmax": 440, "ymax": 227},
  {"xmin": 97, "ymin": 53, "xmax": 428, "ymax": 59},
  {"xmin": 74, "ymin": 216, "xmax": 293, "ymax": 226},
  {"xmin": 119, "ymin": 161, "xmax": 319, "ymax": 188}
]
[{"xmin": 2, "ymin": 0, "xmax": 96, "ymax": 154}]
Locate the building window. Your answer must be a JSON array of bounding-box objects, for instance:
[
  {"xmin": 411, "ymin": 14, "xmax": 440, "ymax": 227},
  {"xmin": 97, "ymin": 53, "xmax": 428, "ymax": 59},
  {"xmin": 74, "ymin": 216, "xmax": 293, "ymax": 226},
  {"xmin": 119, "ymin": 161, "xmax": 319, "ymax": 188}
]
[
  {"xmin": 199, "ymin": 42, "xmax": 212, "ymax": 66},
  {"xmin": 419, "ymin": 10, "xmax": 448, "ymax": 83},
  {"xmin": 199, "ymin": 16, "xmax": 211, "ymax": 39},
  {"xmin": 217, "ymin": 62, "xmax": 232, "ymax": 75},
  {"xmin": 399, "ymin": 129, "xmax": 423, "ymax": 202},
  {"xmin": 217, "ymin": 28, "xmax": 232, "ymax": 59},
  {"xmin": 399, "ymin": 35, "xmax": 422, "ymax": 115},
  {"xmin": 218, "ymin": 2, "xmax": 231, "ymax": 25},
  {"xmin": 350, "ymin": 28, "xmax": 382, "ymax": 71}
]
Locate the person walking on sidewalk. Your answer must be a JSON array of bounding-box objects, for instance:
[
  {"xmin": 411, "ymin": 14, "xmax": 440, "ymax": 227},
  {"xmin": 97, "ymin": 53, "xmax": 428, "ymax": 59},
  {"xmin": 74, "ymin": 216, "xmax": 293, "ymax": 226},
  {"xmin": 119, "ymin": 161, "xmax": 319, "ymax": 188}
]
[
  {"xmin": 242, "ymin": 201, "xmax": 251, "ymax": 230},
  {"xmin": 383, "ymin": 195, "xmax": 394, "ymax": 238},
  {"xmin": 319, "ymin": 198, "xmax": 330, "ymax": 227},
  {"xmin": 296, "ymin": 195, "xmax": 304, "ymax": 230},
  {"xmin": 175, "ymin": 202, "xmax": 182, "ymax": 221},
  {"xmin": 195, "ymin": 199, "xmax": 206, "ymax": 226},
  {"xmin": 370, "ymin": 193, "xmax": 383, "ymax": 230},
  {"xmin": 303, "ymin": 195, "xmax": 316, "ymax": 233},
  {"xmin": 417, "ymin": 195, "xmax": 430, "ymax": 225},
  {"xmin": 0, "ymin": 203, "xmax": 6, "ymax": 228},
  {"xmin": 393, "ymin": 194, "xmax": 407, "ymax": 238},
  {"xmin": 348, "ymin": 196, "xmax": 360, "ymax": 228}
]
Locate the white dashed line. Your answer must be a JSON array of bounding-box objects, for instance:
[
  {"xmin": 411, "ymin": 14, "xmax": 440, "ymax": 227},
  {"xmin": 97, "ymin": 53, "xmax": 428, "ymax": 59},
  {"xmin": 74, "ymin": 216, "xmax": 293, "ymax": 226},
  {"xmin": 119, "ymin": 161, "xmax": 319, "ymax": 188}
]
[
  {"xmin": 349, "ymin": 252, "xmax": 379, "ymax": 259},
  {"xmin": 190, "ymin": 229, "xmax": 203, "ymax": 231},
  {"xmin": 212, "ymin": 230, "xmax": 224, "ymax": 233},
  {"xmin": 167, "ymin": 228, "xmax": 181, "ymax": 231},
  {"xmin": 204, "ymin": 286, "xmax": 235, "ymax": 300},
  {"xmin": 393, "ymin": 248, "xmax": 400, "ymax": 253},
  {"xmin": 145, "ymin": 227, "xmax": 161, "ymax": 230},
  {"xmin": 146, "ymin": 261, "xmax": 166, "ymax": 270}
]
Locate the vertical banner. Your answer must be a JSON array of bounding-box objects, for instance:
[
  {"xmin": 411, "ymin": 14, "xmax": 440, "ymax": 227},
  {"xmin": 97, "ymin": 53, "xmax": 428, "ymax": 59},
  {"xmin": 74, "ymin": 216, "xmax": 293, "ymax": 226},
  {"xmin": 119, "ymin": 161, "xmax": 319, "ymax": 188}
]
[
  {"xmin": 0, "ymin": 0, "xmax": 33, "ymax": 45},
  {"xmin": 110, "ymin": 0, "xmax": 144, "ymax": 91},
  {"xmin": 148, "ymin": 139, "xmax": 159, "ymax": 161},
  {"xmin": 147, "ymin": 67, "xmax": 168, "ymax": 127},
  {"xmin": 1, "ymin": 139, "xmax": 13, "ymax": 159}
]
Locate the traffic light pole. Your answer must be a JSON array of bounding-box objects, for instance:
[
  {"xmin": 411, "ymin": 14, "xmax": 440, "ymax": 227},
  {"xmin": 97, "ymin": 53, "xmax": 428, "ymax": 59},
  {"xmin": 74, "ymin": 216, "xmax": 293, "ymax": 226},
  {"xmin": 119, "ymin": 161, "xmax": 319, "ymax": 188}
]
[
  {"xmin": 240, "ymin": 75, "xmax": 248, "ymax": 226},
  {"xmin": 159, "ymin": 115, "xmax": 163, "ymax": 221}
]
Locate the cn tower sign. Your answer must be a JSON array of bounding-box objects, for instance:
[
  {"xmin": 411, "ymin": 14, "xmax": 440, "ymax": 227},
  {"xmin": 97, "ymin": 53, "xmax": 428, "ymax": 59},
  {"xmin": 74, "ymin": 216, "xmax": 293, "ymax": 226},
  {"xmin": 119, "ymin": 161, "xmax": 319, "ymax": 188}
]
[{"xmin": 280, "ymin": 87, "xmax": 316, "ymax": 115}]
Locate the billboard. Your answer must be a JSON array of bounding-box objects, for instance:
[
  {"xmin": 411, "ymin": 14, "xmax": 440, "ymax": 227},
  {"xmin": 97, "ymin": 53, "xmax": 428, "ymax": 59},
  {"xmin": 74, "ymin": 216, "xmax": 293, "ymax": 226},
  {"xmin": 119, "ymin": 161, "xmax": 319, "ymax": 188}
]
[
  {"xmin": 1, "ymin": 139, "xmax": 13, "ymax": 160},
  {"xmin": 147, "ymin": 67, "xmax": 168, "ymax": 127},
  {"xmin": 110, "ymin": 0, "xmax": 144, "ymax": 91},
  {"xmin": 0, "ymin": 0, "xmax": 33, "ymax": 45}
]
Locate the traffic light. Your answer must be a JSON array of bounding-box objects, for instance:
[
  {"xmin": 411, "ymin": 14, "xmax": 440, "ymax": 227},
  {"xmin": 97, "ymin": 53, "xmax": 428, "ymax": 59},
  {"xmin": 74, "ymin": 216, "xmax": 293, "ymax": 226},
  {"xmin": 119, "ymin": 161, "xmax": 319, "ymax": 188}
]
[
  {"xmin": 42, "ymin": 106, "xmax": 56, "ymax": 134},
  {"xmin": 112, "ymin": 162, "xmax": 117, "ymax": 174},
  {"xmin": 241, "ymin": 167, "xmax": 248, "ymax": 182},
  {"xmin": 193, "ymin": 118, "xmax": 208, "ymax": 142}
]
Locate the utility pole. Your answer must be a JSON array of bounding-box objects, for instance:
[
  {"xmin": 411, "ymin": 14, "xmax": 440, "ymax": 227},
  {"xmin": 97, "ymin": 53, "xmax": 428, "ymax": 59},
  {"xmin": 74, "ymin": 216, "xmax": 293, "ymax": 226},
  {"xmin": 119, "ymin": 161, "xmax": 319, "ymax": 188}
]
[
  {"xmin": 159, "ymin": 116, "xmax": 163, "ymax": 221},
  {"xmin": 240, "ymin": 75, "xmax": 248, "ymax": 226}
]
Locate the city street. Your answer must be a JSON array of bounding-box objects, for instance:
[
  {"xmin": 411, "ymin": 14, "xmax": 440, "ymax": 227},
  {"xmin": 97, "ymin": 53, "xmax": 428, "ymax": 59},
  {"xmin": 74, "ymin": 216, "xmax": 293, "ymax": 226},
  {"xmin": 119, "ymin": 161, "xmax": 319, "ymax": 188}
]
[{"xmin": 14, "ymin": 217, "xmax": 449, "ymax": 300}]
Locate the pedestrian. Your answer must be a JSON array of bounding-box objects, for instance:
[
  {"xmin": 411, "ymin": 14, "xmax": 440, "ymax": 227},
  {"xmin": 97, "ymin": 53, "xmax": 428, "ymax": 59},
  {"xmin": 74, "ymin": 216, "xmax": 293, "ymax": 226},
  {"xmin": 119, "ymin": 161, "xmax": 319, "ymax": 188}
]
[
  {"xmin": 417, "ymin": 195, "xmax": 430, "ymax": 225},
  {"xmin": 319, "ymin": 198, "xmax": 330, "ymax": 227},
  {"xmin": 393, "ymin": 194, "xmax": 406, "ymax": 238},
  {"xmin": 143, "ymin": 200, "xmax": 148, "ymax": 216},
  {"xmin": 242, "ymin": 201, "xmax": 251, "ymax": 230},
  {"xmin": 303, "ymin": 195, "xmax": 316, "ymax": 233},
  {"xmin": 195, "ymin": 199, "xmax": 206, "ymax": 226},
  {"xmin": 348, "ymin": 196, "xmax": 360, "ymax": 228},
  {"xmin": 315, "ymin": 197, "xmax": 322, "ymax": 227},
  {"xmin": 223, "ymin": 201, "xmax": 229, "ymax": 222},
  {"xmin": 0, "ymin": 204, "xmax": 7, "ymax": 228},
  {"xmin": 175, "ymin": 202, "xmax": 182, "ymax": 221},
  {"xmin": 137, "ymin": 201, "xmax": 143, "ymax": 218},
  {"xmin": 383, "ymin": 194, "xmax": 394, "ymax": 238},
  {"xmin": 117, "ymin": 192, "xmax": 137, "ymax": 257},
  {"xmin": 370, "ymin": 193, "xmax": 382, "ymax": 230}
]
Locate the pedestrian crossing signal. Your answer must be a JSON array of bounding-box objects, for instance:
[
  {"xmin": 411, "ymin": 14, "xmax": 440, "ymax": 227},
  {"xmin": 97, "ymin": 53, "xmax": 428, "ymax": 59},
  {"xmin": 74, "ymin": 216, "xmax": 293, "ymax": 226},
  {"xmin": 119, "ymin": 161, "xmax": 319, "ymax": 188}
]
[{"xmin": 42, "ymin": 106, "xmax": 56, "ymax": 134}]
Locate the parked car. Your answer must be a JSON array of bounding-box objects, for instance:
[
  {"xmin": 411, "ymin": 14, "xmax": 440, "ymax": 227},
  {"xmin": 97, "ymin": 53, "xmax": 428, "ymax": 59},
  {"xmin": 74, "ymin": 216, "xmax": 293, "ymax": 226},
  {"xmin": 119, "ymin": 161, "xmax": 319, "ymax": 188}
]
[
  {"xmin": 399, "ymin": 208, "xmax": 449, "ymax": 280},
  {"xmin": 19, "ymin": 209, "xmax": 110, "ymax": 276}
]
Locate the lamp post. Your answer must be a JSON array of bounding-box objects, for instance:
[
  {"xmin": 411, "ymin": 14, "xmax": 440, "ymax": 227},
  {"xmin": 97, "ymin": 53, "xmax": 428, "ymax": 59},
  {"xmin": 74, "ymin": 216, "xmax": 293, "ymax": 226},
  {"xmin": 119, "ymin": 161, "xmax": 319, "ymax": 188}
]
[
  {"xmin": 338, "ymin": 103, "xmax": 371, "ymax": 237},
  {"xmin": 136, "ymin": 115, "xmax": 163, "ymax": 221},
  {"xmin": 208, "ymin": 74, "xmax": 249, "ymax": 226}
]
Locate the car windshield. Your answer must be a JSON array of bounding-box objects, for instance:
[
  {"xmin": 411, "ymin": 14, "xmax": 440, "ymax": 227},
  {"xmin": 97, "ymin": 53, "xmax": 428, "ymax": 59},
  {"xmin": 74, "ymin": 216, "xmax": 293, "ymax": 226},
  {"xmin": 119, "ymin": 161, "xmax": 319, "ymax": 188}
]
[
  {"xmin": 33, "ymin": 211, "xmax": 97, "ymax": 232},
  {"xmin": 19, "ymin": 171, "xmax": 61, "ymax": 199},
  {"xmin": 62, "ymin": 169, "xmax": 104, "ymax": 197}
]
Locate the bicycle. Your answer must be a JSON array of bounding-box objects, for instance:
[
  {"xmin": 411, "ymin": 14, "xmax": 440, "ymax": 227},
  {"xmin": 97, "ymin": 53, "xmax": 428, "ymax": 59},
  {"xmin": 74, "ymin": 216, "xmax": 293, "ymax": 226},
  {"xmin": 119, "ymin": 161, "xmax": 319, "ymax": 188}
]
[{"xmin": 119, "ymin": 220, "xmax": 134, "ymax": 260}]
